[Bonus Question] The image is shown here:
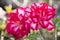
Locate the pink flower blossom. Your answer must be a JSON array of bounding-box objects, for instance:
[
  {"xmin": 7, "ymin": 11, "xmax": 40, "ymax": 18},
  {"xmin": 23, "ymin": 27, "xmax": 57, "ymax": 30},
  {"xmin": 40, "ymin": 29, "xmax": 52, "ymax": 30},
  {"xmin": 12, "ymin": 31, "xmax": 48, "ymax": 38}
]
[
  {"xmin": 6, "ymin": 2, "xmax": 55, "ymax": 39},
  {"xmin": 6, "ymin": 8, "xmax": 30, "ymax": 39}
]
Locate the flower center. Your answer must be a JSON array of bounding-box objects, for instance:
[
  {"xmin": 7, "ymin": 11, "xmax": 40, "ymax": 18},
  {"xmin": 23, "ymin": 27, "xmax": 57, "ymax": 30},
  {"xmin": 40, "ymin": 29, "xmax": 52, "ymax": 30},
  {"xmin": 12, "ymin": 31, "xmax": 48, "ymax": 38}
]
[{"xmin": 15, "ymin": 21, "xmax": 21, "ymax": 26}]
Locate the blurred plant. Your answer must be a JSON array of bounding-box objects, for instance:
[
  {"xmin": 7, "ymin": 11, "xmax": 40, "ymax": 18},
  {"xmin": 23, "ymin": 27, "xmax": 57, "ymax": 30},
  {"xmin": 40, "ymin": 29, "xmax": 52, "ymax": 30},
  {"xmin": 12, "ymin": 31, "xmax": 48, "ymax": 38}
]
[
  {"xmin": 54, "ymin": 17, "xmax": 60, "ymax": 30},
  {"xmin": 12, "ymin": 0, "xmax": 29, "ymax": 7},
  {"xmin": 0, "ymin": 7, "xmax": 6, "ymax": 19},
  {"xmin": 5, "ymin": 4, "xmax": 12, "ymax": 13}
]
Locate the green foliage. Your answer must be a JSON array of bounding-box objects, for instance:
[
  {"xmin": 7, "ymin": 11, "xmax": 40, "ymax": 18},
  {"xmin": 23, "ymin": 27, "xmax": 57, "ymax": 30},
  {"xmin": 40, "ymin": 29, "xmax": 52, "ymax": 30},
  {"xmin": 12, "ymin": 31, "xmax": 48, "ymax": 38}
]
[
  {"xmin": 54, "ymin": 18, "xmax": 60, "ymax": 24},
  {"xmin": 54, "ymin": 17, "xmax": 60, "ymax": 30},
  {"xmin": 27, "ymin": 33, "xmax": 40, "ymax": 39},
  {"xmin": 0, "ymin": 19, "xmax": 2, "ymax": 25},
  {"xmin": 26, "ymin": 29, "xmax": 40, "ymax": 39}
]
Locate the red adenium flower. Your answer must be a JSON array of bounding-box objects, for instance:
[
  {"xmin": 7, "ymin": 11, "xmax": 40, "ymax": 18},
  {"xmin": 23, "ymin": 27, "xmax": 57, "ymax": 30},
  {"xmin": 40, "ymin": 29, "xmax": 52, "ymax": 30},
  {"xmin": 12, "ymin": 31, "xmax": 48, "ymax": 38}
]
[
  {"xmin": 31, "ymin": 2, "xmax": 55, "ymax": 20},
  {"xmin": 25, "ymin": 17, "xmax": 40, "ymax": 30},
  {"xmin": 6, "ymin": 7, "xmax": 31, "ymax": 39},
  {"xmin": 47, "ymin": 20, "xmax": 54, "ymax": 31},
  {"xmin": 30, "ymin": 2, "xmax": 55, "ymax": 30},
  {"xmin": 39, "ymin": 20, "xmax": 54, "ymax": 30}
]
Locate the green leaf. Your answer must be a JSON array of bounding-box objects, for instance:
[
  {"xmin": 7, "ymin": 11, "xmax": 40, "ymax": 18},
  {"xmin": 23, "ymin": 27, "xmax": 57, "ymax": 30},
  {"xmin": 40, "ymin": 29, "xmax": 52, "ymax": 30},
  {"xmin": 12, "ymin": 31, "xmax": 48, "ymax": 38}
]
[
  {"xmin": 27, "ymin": 33, "xmax": 40, "ymax": 39},
  {"xmin": 53, "ymin": 17, "xmax": 60, "ymax": 30},
  {"xmin": 54, "ymin": 18, "xmax": 60, "ymax": 24},
  {"xmin": 56, "ymin": 21, "xmax": 60, "ymax": 27},
  {"xmin": 54, "ymin": 18, "xmax": 60, "ymax": 27}
]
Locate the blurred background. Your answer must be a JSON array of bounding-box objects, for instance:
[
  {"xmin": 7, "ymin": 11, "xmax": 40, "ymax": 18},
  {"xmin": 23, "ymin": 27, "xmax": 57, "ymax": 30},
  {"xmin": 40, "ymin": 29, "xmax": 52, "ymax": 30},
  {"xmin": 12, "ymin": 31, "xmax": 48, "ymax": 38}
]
[{"xmin": 0, "ymin": 0, "xmax": 60, "ymax": 40}]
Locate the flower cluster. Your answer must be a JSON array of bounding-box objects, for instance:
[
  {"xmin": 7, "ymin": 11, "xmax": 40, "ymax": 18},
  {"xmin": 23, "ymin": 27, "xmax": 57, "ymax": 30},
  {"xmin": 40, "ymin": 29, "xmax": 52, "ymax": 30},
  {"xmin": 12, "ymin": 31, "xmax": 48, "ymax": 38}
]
[
  {"xmin": 6, "ymin": 2, "xmax": 55, "ymax": 39},
  {"xmin": 30, "ymin": 2, "xmax": 55, "ymax": 31}
]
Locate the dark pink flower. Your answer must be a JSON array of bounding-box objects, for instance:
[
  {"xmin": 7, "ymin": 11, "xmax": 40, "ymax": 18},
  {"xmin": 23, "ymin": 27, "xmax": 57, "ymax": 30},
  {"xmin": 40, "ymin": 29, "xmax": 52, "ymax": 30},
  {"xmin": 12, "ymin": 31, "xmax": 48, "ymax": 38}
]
[
  {"xmin": 47, "ymin": 20, "xmax": 54, "ymax": 31},
  {"xmin": 39, "ymin": 20, "xmax": 54, "ymax": 30},
  {"xmin": 6, "ymin": 8, "xmax": 31, "ymax": 39},
  {"xmin": 30, "ymin": 2, "xmax": 55, "ymax": 30},
  {"xmin": 39, "ymin": 20, "xmax": 49, "ymax": 28},
  {"xmin": 31, "ymin": 2, "xmax": 55, "ymax": 20}
]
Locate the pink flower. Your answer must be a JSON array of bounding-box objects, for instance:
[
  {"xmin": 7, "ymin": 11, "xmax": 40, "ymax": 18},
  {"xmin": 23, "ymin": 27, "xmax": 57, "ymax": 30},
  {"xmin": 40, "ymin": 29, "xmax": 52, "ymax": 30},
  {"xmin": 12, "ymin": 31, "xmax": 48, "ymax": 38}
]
[
  {"xmin": 39, "ymin": 20, "xmax": 54, "ymax": 31},
  {"xmin": 39, "ymin": 20, "xmax": 49, "ymax": 28},
  {"xmin": 6, "ymin": 8, "xmax": 30, "ymax": 39},
  {"xmin": 31, "ymin": 2, "xmax": 55, "ymax": 20},
  {"xmin": 30, "ymin": 2, "xmax": 55, "ymax": 30},
  {"xmin": 47, "ymin": 20, "xmax": 54, "ymax": 31}
]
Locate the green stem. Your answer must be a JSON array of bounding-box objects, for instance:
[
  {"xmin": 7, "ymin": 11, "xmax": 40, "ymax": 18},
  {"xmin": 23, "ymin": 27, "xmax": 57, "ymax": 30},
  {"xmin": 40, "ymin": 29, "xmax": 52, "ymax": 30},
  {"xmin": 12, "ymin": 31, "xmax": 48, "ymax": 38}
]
[{"xmin": 39, "ymin": 28, "xmax": 44, "ymax": 40}]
